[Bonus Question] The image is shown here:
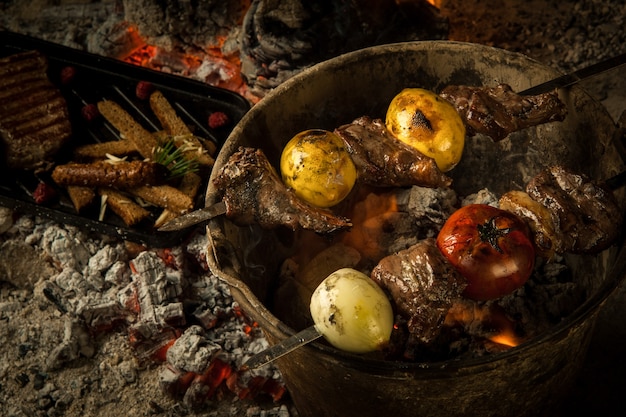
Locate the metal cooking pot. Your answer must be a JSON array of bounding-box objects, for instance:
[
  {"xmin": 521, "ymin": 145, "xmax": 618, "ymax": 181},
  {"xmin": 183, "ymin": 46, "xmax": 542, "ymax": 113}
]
[{"xmin": 205, "ymin": 41, "xmax": 626, "ymax": 417}]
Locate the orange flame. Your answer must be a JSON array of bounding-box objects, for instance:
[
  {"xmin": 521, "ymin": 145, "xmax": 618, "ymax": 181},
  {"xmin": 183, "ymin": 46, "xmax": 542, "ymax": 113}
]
[
  {"xmin": 445, "ymin": 300, "xmax": 524, "ymax": 349},
  {"xmin": 341, "ymin": 189, "xmax": 399, "ymax": 262}
]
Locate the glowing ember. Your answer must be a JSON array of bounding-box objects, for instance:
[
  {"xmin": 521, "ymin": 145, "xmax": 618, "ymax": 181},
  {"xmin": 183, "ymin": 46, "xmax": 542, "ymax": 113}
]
[
  {"xmin": 445, "ymin": 300, "xmax": 525, "ymax": 349},
  {"xmin": 123, "ymin": 39, "xmax": 254, "ymax": 101},
  {"xmin": 340, "ymin": 189, "xmax": 400, "ymax": 262}
]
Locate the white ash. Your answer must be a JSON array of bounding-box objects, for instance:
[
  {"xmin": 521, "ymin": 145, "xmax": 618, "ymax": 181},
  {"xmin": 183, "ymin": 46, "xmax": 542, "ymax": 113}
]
[
  {"xmin": 0, "ymin": 206, "xmax": 13, "ymax": 233},
  {"xmin": 405, "ymin": 185, "xmax": 458, "ymax": 231},
  {"xmin": 166, "ymin": 325, "xmax": 222, "ymax": 374},
  {"xmin": 0, "ymin": 213, "xmax": 291, "ymax": 417},
  {"xmin": 460, "ymin": 188, "xmax": 499, "ymax": 207},
  {"xmin": 45, "ymin": 317, "xmax": 95, "ymax": 371}
]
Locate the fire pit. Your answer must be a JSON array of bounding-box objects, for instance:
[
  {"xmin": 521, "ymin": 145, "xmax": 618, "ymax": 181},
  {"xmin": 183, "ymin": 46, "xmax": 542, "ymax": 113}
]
[{"xmin": 205, "ymin": 41, "xmax": 626, "ymax": 417}]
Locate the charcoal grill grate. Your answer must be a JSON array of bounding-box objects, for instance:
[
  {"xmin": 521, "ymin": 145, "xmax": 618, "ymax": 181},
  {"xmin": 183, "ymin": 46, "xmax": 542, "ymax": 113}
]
[{"xmin": 0, "ymin": 31, "xmax": 250, "ymax": 246}]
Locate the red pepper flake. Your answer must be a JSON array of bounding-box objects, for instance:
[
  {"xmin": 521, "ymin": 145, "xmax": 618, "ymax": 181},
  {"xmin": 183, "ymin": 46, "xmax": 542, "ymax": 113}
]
[
  {"xmin": 60, "ymin": 66, "xmax": 76, "ymax": 85},
  {"xmin": 33, "ymin": 182, "xmax": 57, "ymax": 204},
  {"xmin": 208, "ymin": 111, "xmax": 230, "ymax": 129},
  {"xmin": 136, "ymin": 80, "xmax": 155, "ymax": 100},
  {"xmin": 81, "ymin": 103, "xmax": 100, "ymax": 122}
]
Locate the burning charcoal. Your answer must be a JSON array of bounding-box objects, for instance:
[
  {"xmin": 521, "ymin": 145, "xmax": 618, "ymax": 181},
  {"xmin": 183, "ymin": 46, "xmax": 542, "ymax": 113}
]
[
  {"xmin": 341, "ymin": 185, "xmax": 457, "ymax": 265},
  {"xmin": 208, "ymin": 111, "xmax": 230, "ymax": 129},
  {"xmin": 158, "ymin": 364, "xmax": 192, "ymax": 397},
  {"xmin": 54, "ymin": 269, "xmax": 92, "ymax": 296},
  {"xmin": 33, "ymin": 181, "xmax": 58, "ymax": 204},
  {"xmin": 181, "ymin": 357, "xmax": 234, "ymax": 409},
  {"xmin": 154, "ymin": 303, "xmax": 186, "ymax": 327},
  {"xmin": 41, "ymin": 224, "xmax": 92, "ymax": 270},
  {"xmin": 77, "ymin": 300, "xmax": 126, "ymax": 330},
  {"xmin": 131, "ymin": 251, "xmax": 183, "ymax": 305},
  {"xmin": 37, "ymin": 281, "xmax": 70, "ymax": 314},
  {"xmin": 87, "ymin": 244, "xmax": 127, "ymax": 275},
  {"xmin": 444, "ymin": 299, "xmax": 525, "ymax": 351},
  {"xmin": 182, "ymin": 377, "xmax": 212, "ymax": 411},
  {"xmin": 166, "ymin": 326, "xmax": 222, "ymax": 374},
  {"xmin": 104, "ymin": 261, "xmax": 131, "ymax": 286},
  {"xmin": 461, "ymin": 188, "xmax": 499, "ymax": 206},
  {"xmin": 191, "ymin": 305, "xmax": 220, "ymax": 330}
]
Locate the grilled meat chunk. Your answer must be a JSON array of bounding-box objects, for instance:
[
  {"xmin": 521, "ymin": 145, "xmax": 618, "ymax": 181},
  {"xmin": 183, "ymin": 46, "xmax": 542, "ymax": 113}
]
[
  {"xmin": 439, "ymin": 83, "xmax": 567, "ymax": 142},
  {"xmin": 525, "ymin": 165, "xmax": 623, "ymax": 254},
  {"xmin": 371, "ymin": 238, "xmax": 466, "ymax": 344},
  {"xmin": 499, "ymin": 190, "xmax": 560, "ymax": 259},
  {"xmin": 334, "ymin": 116, "xmax": 451, "ymax": 188},
  {"xmin": 1, "ymin": 50, "xmax": 73, "ymax": 170},
  {"xmin": 213, "ymin": 147, "xmax": 351, "ymax": 233}
]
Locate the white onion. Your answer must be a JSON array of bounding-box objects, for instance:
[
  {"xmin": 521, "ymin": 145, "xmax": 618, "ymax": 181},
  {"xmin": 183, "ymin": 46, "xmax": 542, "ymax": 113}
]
[{"xmin": 309, "ymin": 268, "xmax": 394, "ymax": 353}]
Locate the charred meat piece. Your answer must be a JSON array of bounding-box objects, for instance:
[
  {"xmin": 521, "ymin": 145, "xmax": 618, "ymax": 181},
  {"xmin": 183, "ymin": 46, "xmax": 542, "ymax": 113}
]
[
  {"xmin": 439, "ymin": 83, "xmax": 567, "ymax": 142},
  {"xmin": 499, "ymin": 190, "xmax": 560, "ymax": 260},
  {"xmin": 213, "ymin": 147, "xmax": 351, "ymax": 233},
  {"xmin": 335, "ymin": 116, "xmax": 451, "ymax": 188},
  {"xmin": 0, "ymin": 50, "xmax": 73, "ymax": 170},
  {"xmin": 371, "ymin": 238, "xmax": 466, "ymax": 344},
  {"xmin": 525, "ymin": 165, "xmax": 623, "ymax": 254}
]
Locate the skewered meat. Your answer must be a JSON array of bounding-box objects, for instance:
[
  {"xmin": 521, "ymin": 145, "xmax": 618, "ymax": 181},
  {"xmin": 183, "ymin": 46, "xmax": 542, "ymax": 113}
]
[
  {"xmin": 439, "ymin": 83, "xmax": 567, "ymax": 142},
  {"xmin": 0, "ymin": 50, "xmax": 72, "ymax": 170},
  {"xmin": 499, "ymin": 190, "xmax": 560, "ymax": 259},
  {"xmin": 334, "ymin": 116, "xmax": 452, "ymax": 188},
  {"xmin": 213, "ymin": 147, "xmax": 351, "ymax": 233},
  {"xmin": 371, "ymin": 238, "xmax": 466, "ymax": 344},
  {"xmin": 525, "ymin": 165, "xmax": 622, "ymax": 254}
]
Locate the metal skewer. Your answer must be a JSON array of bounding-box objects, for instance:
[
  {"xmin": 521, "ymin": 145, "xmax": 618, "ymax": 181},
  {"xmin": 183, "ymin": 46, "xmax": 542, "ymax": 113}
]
[
  {"xmin": 518, "ymin": 52, "xmax": 626, "ymax": 96},
  {"xmin": 157, "ymin": 200, "xmax": 228, "ymax": 231},
  {"xmin": 242, "ymin": 326, "xmax": 323, "ymax": 370}
]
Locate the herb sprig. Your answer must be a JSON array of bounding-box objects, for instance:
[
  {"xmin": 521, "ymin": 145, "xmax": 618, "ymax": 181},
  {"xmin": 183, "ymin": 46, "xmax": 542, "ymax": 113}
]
[{"xmin": 153, "ymin": 137, "xmax": 199, "ymax": 180}]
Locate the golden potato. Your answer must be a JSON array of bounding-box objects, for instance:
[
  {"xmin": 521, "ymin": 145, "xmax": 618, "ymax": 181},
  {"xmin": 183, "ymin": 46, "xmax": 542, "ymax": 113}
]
[
  {"xmin": 310, "ymin": 268, "xmax": 394, "ymax": 353},
  {"xmin": 280, "ymin": 129, "xmax": 357, "ymax": 208},
  {"xmin": 385, "ymin": 88, "xmax": 466, "ymax": 172}
]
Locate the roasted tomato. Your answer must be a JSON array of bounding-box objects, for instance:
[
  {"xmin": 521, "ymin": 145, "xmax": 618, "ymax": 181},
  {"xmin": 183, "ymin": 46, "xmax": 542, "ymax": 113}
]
[{"xmin": 436, "ymin": 204, "xmax": 535, "ymax": 301}]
